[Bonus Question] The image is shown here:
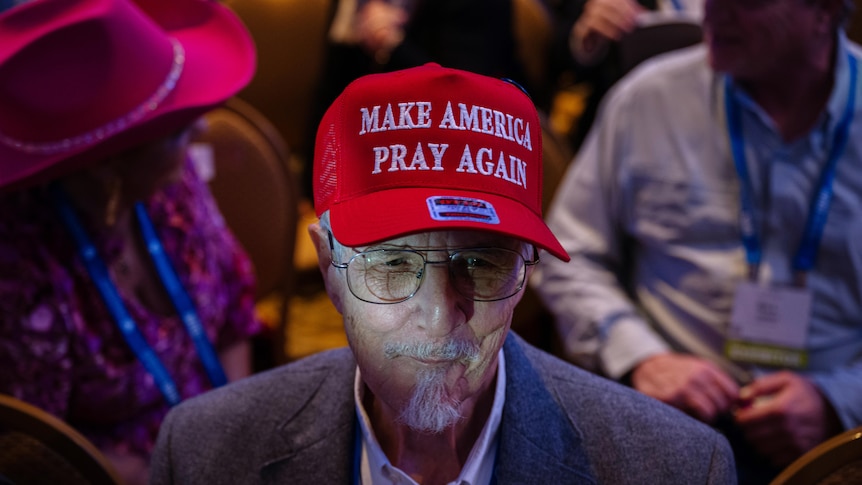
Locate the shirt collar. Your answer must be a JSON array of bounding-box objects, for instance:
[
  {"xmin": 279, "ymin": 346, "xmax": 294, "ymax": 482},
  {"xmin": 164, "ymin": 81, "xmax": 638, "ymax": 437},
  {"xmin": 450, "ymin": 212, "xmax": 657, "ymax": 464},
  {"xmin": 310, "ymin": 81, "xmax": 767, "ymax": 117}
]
[
  {"xmin": 824, "ymin": 31, "xmax": 855, "ymax": 135},
  {"xmin": 353, "ymin": 349, "xmax": 507, "ymax": 485}
]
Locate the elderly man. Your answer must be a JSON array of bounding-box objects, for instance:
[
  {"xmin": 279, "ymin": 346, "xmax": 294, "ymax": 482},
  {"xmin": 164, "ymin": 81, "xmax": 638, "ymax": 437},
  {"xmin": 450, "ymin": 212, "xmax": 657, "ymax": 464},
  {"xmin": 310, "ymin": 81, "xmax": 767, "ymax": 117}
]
[
  {"xmin": 150, "ymin": 64, "xmax": 735, "ymax": 484},
  {"xmin": 534, "ymin": 0, "xmax": 861, "ymax": 482}
]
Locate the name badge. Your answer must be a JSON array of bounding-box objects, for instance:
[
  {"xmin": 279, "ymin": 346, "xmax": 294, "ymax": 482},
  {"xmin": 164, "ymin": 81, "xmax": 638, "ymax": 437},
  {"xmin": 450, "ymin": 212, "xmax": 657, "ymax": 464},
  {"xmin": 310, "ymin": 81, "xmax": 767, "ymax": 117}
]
[{"xmin": 725, "ymin": 282, "xmax": 811, "ymax": 368}]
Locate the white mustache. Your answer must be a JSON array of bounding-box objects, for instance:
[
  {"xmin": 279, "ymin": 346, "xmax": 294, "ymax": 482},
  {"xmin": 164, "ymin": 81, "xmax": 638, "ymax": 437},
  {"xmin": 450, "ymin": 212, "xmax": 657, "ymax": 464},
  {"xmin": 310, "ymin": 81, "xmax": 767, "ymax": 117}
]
[{"xmin": 384, "ymin": 340, "xmax": 480, "ymax": 363}]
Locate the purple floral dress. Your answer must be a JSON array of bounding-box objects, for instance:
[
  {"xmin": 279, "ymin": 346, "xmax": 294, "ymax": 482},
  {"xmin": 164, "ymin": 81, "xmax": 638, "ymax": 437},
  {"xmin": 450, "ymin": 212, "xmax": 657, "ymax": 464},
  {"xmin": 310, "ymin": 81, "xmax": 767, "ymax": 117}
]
[{"xmin": 0, "ymin": 159, "xmax": 262, "ymax": 459}]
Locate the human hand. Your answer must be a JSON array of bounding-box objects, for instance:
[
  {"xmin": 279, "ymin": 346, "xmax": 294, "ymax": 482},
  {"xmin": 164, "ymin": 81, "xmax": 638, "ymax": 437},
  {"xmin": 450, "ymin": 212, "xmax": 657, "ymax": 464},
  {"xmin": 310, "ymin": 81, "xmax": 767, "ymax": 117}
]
[
  {"xmin": 631, "ymin": 353, "xmax": 739, "ymax": 423},
  {"xmin": 355, "ymin": 0, "xmax": 408, "ymax": 62},
  {"xmin": 571, "ymin": 0, "xmax": 646, "ymax": 64},
  {"xmin": 733, "ymin": 371, "xmax": 843, "ymax": 467}
]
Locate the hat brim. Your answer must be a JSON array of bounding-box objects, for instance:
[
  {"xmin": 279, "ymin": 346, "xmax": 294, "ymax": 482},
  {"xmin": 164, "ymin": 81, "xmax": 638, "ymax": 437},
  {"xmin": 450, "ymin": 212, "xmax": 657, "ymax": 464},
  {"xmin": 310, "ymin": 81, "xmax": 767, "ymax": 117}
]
[
  {"xmin": 329, "ymin": 187, "xmax": 570, "ymax": 261},
  {"xmin": 0, "ymin": 0, "xmax": 255, "ymax": 191}
]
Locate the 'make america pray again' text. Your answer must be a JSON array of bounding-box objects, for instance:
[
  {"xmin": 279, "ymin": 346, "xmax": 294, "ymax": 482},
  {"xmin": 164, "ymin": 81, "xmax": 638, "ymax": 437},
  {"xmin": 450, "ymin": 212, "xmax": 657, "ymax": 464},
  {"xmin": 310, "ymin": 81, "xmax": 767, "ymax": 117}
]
[{"xmin": 360, "ymin": 101, "xmax": 532, "ymax": 189}]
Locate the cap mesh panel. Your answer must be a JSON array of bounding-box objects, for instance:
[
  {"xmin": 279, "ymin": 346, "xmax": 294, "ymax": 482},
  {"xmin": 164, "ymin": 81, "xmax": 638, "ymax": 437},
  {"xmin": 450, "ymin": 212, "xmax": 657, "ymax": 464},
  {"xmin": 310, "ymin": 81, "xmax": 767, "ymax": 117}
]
[{"xmin": 315, "ymin": 121, "xmax": 339, "ymax": 214}]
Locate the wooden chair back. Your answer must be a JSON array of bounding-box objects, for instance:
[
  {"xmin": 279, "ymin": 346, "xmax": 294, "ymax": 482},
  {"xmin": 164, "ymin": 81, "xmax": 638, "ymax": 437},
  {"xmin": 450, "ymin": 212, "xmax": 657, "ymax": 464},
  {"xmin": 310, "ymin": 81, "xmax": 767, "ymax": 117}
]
[
  {"xmin": 618, "ymin": 19, "xmax": 703, "ymax": 76},
  {"xmin": 770, "ymin": 426, "xmax": 862, "ymax": 485},
  {"xmin": 0, "ymin": 394, "xmax": 122, "ymax": 485},
  {"xmin": 195, "ymin": 97, "xmax": 299, "ymax": 366}
]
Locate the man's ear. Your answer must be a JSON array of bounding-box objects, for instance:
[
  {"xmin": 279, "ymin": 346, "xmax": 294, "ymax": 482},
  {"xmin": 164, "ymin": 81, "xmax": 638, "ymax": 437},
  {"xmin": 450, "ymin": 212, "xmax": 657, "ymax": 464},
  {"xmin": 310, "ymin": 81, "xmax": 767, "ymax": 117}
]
[
  {"xmin": 308, "ymin": 221, "xmax": 331, "ymax": 277},
  {"xmin": 308, "ymin": 222, "xmax": 345, "ymax": 314}
]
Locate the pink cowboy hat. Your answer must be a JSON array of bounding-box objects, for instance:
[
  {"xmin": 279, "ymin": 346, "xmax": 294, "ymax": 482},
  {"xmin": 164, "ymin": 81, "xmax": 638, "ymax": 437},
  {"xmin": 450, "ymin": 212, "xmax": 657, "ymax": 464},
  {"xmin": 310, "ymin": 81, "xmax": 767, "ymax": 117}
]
[{"xmin": 0, "ymin": 0, "xmax": 256, "ymax": 191}]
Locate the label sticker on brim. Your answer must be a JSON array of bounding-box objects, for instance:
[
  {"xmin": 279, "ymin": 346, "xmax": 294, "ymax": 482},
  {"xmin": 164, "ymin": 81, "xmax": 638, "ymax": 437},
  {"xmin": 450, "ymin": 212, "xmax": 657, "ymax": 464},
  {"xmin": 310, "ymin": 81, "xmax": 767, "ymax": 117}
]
[{"xmin": 426, "ymin": 196, "xmax": 500, "ymax": 224}]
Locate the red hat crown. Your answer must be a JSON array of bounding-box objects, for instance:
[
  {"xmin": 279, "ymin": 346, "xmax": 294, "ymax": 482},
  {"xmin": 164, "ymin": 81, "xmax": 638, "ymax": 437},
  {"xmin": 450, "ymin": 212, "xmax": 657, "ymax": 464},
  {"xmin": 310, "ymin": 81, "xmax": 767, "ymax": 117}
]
[{"xmin": 313, "ymin": 64, "xmax": 569, "ymax": 261}]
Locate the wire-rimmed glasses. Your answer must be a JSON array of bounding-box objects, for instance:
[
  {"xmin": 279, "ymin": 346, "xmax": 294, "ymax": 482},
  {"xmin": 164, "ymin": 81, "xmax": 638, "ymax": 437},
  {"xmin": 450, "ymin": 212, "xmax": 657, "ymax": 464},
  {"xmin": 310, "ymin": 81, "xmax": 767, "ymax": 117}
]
[{"xmin": 331, "ymin": 247, "xmax": 539, "ymax": 304}]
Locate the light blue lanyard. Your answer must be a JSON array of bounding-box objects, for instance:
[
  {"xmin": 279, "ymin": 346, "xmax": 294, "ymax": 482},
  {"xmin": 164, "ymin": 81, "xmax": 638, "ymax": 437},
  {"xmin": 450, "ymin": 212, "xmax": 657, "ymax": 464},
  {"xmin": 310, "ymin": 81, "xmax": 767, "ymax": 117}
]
[
  {"xmin": 668, "ymin": 0, "xmax": 684, "ymax": 11},
  {"xmin": 51, "ymin": 184, "xmax": 227, "ymax": 406},
  {"xmin": 724, "ymin": 53, "xmax": 857, "ymax": 281}
]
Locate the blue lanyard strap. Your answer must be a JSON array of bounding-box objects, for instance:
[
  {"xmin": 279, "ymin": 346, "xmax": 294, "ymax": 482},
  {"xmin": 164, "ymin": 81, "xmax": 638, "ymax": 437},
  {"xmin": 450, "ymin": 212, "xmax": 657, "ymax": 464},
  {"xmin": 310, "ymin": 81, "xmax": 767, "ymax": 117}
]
[
  {"xmin": 724, "ymin": 82, "xmax": 761, "ymax": 272},
  {"xmin": 724, "ymin": 53, "xmax": 858, "ymax": 278},
  {"xmin": 51, "ymin": 185, "xmax": 226, "ymax": 406},
  {"xmin": 669, "ymin": 0, "xmax": 684, "ymax": 12},
  {"xmin": 134, "ymin": 202, "xmax": 227, "ymax": 388}
]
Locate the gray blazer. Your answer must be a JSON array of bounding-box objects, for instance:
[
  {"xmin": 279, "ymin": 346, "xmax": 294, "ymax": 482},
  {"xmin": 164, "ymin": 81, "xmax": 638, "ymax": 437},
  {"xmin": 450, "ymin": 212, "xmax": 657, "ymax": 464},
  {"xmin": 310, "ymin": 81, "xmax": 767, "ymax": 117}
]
[{"xmin": 151, "ymin": 333, "xmax": 736, "ymax": 484}]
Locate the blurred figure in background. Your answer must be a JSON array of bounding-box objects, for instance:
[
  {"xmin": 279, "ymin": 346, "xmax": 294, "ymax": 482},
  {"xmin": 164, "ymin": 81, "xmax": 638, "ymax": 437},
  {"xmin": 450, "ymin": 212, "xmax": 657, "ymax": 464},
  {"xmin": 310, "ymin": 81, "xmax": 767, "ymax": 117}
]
[
  {"xmin": 548, "ymin": 0, "xmax": 703, "ymax": 150},
  {"xmin": 535, "ymin": 0, "xmax": 861, "ymax": 482},
  {"xmin": 0, "ymin": 0, "xmax": 261, "ymax": 483}
]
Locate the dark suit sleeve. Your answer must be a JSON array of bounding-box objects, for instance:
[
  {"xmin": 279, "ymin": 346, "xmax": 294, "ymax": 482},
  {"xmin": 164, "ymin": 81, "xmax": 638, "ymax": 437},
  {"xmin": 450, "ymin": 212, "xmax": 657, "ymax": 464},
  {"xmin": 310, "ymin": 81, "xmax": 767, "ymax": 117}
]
[
  {"xmin": 150, "ymin": 406, "xmax": 178, "ymax": 485},
  {"xmin": 707, "ymin": 431, "xmax": 737, "ymax": 485}
]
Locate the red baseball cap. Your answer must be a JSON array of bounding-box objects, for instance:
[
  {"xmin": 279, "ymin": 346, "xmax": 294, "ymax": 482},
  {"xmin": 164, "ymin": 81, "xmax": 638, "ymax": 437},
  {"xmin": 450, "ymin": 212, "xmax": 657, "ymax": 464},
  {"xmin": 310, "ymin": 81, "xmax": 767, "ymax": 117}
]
[
  {"xmin": 313, "ymin": 64, "xmax": 569, "ymax": 261},
  {"xmin": 0, "ymin": 0, "xmax": 255, "ymax": 191}
]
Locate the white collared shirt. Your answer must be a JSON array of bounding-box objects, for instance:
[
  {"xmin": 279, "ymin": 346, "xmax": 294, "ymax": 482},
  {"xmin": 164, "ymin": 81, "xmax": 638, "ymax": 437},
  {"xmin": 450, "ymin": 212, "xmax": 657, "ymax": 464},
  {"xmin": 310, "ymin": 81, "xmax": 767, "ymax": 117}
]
[{"xmin": 353, "ymin": 349, "xmax": 506, "ymax": 485}]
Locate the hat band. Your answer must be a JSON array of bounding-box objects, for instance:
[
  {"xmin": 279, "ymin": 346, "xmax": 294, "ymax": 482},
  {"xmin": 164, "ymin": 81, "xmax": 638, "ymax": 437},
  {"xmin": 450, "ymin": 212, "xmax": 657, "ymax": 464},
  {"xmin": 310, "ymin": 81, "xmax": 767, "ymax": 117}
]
[{"xmin": 0, "ymin": 38, "xmax": 186, "ymax": 156}]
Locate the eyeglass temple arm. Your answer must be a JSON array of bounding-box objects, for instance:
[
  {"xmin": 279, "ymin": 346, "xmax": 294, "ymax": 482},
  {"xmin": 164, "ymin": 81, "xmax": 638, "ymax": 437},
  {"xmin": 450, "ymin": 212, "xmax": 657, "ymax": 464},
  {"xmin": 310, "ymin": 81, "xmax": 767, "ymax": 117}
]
[
  {"xmin": 327, "ymin": 231, "xmax": 349, "ymax": 269},
  {"xmin": 526, "ymin": 246, "xmax": 540, "ymax": 265}
]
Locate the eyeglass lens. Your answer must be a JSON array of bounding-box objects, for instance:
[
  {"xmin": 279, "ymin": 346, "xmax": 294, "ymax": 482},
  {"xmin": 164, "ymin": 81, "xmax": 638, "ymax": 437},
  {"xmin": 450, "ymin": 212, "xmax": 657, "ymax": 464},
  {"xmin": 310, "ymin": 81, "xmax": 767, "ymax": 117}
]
[{"xmin": 346, "ymin": 248, "xmax": 527, "ymax": 303}]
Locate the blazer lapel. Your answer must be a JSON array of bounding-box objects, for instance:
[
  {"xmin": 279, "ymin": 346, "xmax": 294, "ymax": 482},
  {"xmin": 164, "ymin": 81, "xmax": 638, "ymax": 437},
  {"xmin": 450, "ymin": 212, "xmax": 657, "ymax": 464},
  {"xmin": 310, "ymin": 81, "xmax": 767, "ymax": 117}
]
[
  {"xmin": 496, "ymin": 335, "xmax": 598, "ymax": 484},
  {"xmin": 258, "ymin": 350, "xmax": 358, "ymax": 485},
  {"xmin": 250, "ymin": 337, "xmax": 598, "ymax": 484}
]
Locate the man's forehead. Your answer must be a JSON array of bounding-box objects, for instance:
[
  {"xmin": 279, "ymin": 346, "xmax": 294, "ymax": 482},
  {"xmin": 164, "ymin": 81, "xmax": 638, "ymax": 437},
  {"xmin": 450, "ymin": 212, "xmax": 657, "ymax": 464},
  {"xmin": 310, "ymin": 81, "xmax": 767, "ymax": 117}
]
[{"xmin": 355, "ymin": 230, "xmax": 528, "ymax": 251}]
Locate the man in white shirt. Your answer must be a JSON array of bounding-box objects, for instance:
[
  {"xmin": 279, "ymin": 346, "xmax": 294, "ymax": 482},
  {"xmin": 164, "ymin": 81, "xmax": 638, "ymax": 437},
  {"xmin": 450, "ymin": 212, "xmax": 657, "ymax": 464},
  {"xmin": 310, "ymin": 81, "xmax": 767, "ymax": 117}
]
[{"xmin": 535, "ymin": 0, "xmax": 860, "ymax": 482}]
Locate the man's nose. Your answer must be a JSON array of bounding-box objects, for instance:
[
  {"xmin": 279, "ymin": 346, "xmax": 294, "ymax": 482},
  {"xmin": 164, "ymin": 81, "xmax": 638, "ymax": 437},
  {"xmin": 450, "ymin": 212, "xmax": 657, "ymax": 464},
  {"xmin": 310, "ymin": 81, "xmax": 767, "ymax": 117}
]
[{"xmin": 413, "ymin": 263, "xmax": 469, "ymax": 337}]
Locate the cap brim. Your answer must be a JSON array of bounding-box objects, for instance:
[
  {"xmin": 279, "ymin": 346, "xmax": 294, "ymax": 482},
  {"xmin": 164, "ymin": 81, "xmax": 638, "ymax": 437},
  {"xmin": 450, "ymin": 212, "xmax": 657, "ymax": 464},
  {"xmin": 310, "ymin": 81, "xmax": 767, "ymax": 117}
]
[{"xmin": 329, "ymin": 187, "xmax": 570, "ymax": 261}]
